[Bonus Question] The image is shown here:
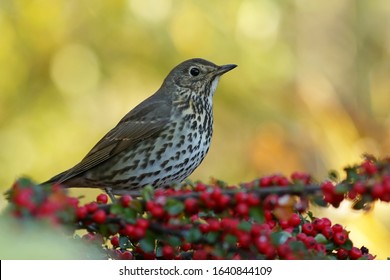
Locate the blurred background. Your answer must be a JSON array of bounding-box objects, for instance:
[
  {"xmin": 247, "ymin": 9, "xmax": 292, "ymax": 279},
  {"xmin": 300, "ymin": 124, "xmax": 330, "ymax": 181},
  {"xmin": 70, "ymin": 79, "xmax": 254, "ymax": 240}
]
[{"xmin": 0, "ymin": 0, "xmax": 389, "ymax": 258}]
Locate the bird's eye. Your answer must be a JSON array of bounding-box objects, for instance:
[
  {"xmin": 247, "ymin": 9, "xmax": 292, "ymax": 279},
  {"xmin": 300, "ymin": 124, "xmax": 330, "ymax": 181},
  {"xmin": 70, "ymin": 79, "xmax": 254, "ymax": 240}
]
[{"xmin": 189, "ymin": 67, "xmax": 200, "ymax": 76}]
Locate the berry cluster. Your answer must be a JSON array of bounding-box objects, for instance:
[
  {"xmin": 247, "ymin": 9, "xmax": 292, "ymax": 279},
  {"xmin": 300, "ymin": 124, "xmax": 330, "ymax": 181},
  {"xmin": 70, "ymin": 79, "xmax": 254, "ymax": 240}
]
[
  {"xmin": 4, "ymin": 156, "xmax": 390, "ymax": 259},
  {"xmin": 7, "ymin": 178, "xmax": 77, "ymax": 225}
]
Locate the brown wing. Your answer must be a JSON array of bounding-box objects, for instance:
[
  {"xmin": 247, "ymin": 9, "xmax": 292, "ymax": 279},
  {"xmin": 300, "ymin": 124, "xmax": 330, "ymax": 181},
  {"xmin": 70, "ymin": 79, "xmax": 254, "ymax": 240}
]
[{"xmin": 47, "ymin": 93, "xmax": 171, "ymax": 184}]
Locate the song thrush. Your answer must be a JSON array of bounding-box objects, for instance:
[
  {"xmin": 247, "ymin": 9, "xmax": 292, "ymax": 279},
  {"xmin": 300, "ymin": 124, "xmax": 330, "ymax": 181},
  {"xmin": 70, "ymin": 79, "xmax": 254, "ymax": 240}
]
[{"xmin": 43, "ymin": 58, "xmax": 237, "ymax": 196}]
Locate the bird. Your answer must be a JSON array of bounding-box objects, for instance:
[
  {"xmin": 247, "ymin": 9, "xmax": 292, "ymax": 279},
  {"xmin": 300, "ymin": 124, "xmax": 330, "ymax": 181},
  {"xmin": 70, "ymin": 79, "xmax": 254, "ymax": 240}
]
[{"xmin": 43, "ymin": 58, "xmax": 237, "ymax": 198}]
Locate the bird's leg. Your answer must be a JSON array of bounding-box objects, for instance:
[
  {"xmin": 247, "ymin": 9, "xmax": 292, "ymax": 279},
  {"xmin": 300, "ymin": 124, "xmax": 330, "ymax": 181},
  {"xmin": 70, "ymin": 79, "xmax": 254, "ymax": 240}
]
[{"xmin": 105, "ymin": 187, "xmax": 117, "ymax": 203}]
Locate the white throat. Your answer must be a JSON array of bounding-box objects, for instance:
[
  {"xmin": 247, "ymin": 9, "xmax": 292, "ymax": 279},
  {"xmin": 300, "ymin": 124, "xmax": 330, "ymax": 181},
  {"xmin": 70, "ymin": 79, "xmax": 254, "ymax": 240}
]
[{"xmin": 210, "ymin": 76, "xmax": 221, "ymax": 97}]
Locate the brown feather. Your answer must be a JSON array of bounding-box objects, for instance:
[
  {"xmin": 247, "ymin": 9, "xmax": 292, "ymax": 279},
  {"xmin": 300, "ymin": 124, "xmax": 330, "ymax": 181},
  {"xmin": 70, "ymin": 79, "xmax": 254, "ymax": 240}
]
[{"xmin": 45, "ymin": 91, "xmax": 172, "ymax": 184}]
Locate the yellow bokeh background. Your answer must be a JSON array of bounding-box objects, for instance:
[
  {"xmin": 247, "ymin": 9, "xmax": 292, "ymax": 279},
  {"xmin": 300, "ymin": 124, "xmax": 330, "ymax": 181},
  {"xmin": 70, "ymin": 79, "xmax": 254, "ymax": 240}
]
[{"xmin": 0, "ymin": 0, "xmax": 389, "ymax": 258}]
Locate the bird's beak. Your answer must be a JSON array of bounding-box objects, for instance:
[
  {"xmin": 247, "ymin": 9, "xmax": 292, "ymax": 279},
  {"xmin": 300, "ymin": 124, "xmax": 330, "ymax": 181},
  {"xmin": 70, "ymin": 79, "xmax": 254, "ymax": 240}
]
[{"xmin": 216, "ymin": 64, "xmax": 237, "ymax": 76}]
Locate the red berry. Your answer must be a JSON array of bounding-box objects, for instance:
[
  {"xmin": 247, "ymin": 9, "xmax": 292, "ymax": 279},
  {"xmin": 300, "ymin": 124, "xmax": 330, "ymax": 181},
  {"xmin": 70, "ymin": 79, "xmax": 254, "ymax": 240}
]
[
  {"xmin": 250, "ymin": 224, "xmax": 264, "ymax": 237},
  {"xmin": 362, "ymin": 160, "xmax": 378, "ymax": 175},
  {"xmin": 217, "ymin": 194, "xmax": 231, "ymax": 209},
  {"xmin": 288, "ymin": 213, "xmax": 301, "ymax": 227},
  {"xmin": 302, "ymin": 222, "xmax": 315, "ymax": 236},
  {"xmin": 133, "ymin": 227, "xmax": 146, "ymax": 240},
  {"xmin": 349, "ymin": 247, "xmax": 362, "ymax": 260},
  {"xmin": 267, "ymin": 220, "xmax": 276, "ymax": 229},
  {"xmin": 260, "ymin": 176, "xmax": 272, "ymax": 187},
  {"xmin": 315, "ymin": 243, "xmax": 326, "ymax": 253},
  {"xmin": 162, "ymin": 245, "xmax": 175, "ymax": 259},
  {"xmin": 247, "ymin": 193, "xmax": 260, "ymax": 206},
  {"xmin": 263, "ymin": 194, "xmax": 278, "ymax": 210},
  {"xmin": 337, "ymin": 248, "xmax": 349, "ymax": 259},
  {"xmin": 92, "ymin": 209, "xmax": 106, "ymax": 223},
  {"xmin": 207, "ymin": 219, "xmax": 220, "ymax": 232},
  {"xmin": 210, "ymin": 187, "xmax": 222, "ymax": 201},
  {"xmin": 321, "ymin": 217, "xmax": 332, "ymax": 227},
  {"xmin": 264, "ymin": 210, "xmax": 274, "ymax": 221},
  {"xmin": 146, "ymin": 201, "xmax": 165, "ymax": 218},
  {"xmin": 291, "ymin": 172, "xmax": 311, "ymax": 184},
  {"xmin": 221, "ymin": 218, "xmax": 239, "ymax": 232},
  {"xmin": 86, "ymin": 202, "xmax": 98, "ymax": 213},
  {"xmin": 277, "ymin": 243, "xmax": 292, "ymax": 259},
  {"xmin": 184, "ymin": 198, "xmax": 199, "ymax": 214},
  {"xmin": 256, "ymin": 237, "xmax": 270, "ymax": 253},
  {"xmin": 279, "ymin": 219, "xmax": 289, "ymax": 229},
  {"xmin": 195, "ymin": 183, "xmax": 207, "ymax": 192},
  {"xmin": 199, "ymin": 223, "xmax": 209, "ymax": 234},
  {"xmin": 123, "ymin": 224, "xmax": 135, "ymax": 236},
  {"xmin": 151, "ymin": 206, "xmax": 165, "ymax": 218},
  {"xmin": 353, "ymin": 181, "xmax": 366, "ymax": 195},
  {"xmin": 235, "ymin": 202, "xmax": 249, "ymax": 216},
  {"xmin": 136, "ymin": 218, "xmax": 149, "ymax": 230},
  {"xmin": 234, "ymin": 192, "xmax": 248, "ymax": 203},
  {"xmin": 382, "ymin": 176, "xmax": 390, "ymax": 191},
  {"xmin": 35, "ymin": 201, "xmax": 59, "ymax": 217},
  {"xmin": 321, "ymin": 226, "xmax": 334, "ymax": 240},
  {"xmin": 66, "ymin": 197, "xmax": 79, "ymax": 208},
  {"xmin": 237, "ymin": 232, "xmax": 251, "ymax": 248},
  {"xmin": 296, "ymin": 233, "xmax": 308, "ymax": 241},
  {"xmin": 111, "ymin": 236, "xmax": 120, "ymax": 247},
  {"xmin": 276, "ymin": 176, "xmax": 289, "ymax": 186},
  {"xmin": 303, "ymin": 236, "xmax": 317, "ymax": 249},
  {"xmin": 371, "ymin": 183, "xmax": 384, "ymax": 199},
  {"xmin": 347, "ymin": 189, "xmax": 357, "ymax": 199},
  {"xmin": 76, "ymin": 206, "xmax": 88, "ymax": 219},
  {"xmin": 331, "ymin": 224, "xmax": 343, "ymax": 233},
  {"xmin": 13, "ymin": 188, "xmax": 35, "ymax": 211},
  {"xmin": 193, "ymin": 249, "xmax": 208, "ymax": 260},
  {"xmin": 312, "ymin": 218, "xmax": 325, "ymax": 231},
  {"xmin": 330, "ymin": 193, "xmax": 344, "ymax": 208},
  {"xmin": 321, "ymin": 181, "xmax": 335, "ymax": 193},
  {"xmin": 120, "ymin": 195, "xmax": 132, "ymax": 207},
  {"xmin": 119, "ymin": 251, "xmax": 133, "ymax": 260},
  {"xmin": 96, "ymin": 193, "xmax": 108, "ymax": 204},
  {"xmin": 181, "ymin": 242, "xmax": 191, "ymax": 252},
  {"xmin": 333, "ymin": 231, "xmax": 348, "ymax": 245}
]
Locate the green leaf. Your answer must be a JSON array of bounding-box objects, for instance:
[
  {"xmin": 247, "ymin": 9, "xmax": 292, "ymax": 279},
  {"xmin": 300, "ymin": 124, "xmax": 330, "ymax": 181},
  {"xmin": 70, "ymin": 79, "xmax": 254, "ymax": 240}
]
[
  {"xmin": 206, "ymin": 231, "xmax": 219, "ymax": 243},
  {"xmin": 122, "ymin": 208, "xmax": 137, "ymax": 223},
  {"xmin": 155, "ymin": 245, "xmax": 163, "ymax": 257},
  {"xmin": 306, "ymin": 211, "xmax": 315, "ymax": 221},
  {"xmin": 119, "ymin": 236, "xmax": 131, "ymax": 249},
  {"xmin": 164, "ymin": 198, "xmax": 184, "ymax": 215},
  {"xmin": 213, "ymin": 246, "xmax": 226, "ymax": 257},
  {"xmin": 139, "ymin": 232, "xmax": 156, "ymax": 253},
  {"xmin": 167, "ymin": 235, "xmax": 182, "ymax": 247},
  {"xmin": 110, "ymin": 204, "xmax": 123, "ymax": 215},
  {"xmin": 141, "ymin": 185, "xmax": 154, "ymax": 201},
  {"xmin": 18, "ymin": 177, "xmax": 34, "ymax": 188},
  {"xmin": 311, "ymin": 195, "xmax": 328, "ymax": 207},
  {"xmin": 325, "ymin": 242, "xmax": 336, "ymax": 251},
  {"xmin": 270, "ymin": 231, "xmax": 291, "ymax": 246},
  {"xmin": 344, "ymin": 166, "xmax": 359, "ymax": 182},
  {"xmin": 288, "ymin": 240, "xmax": 306, "ymax": 251},
  {"xmin": 237, "ymin": 221, "xmax": 251, "ymax": 232},
  {"xmin": 314, "ymin": 233, "xmax": 327, "ymax": 244},
  {"xmin": 328, "ymin": 170, "xmax": 339, "ymax": 181},
  {"xmin": 341, "ymin": 239, "xmax": 353, "ymax": 250},
  {"xmin": 224, "ymin": 234, "xmax": 237, "ymax": 246},
  {"xmin": 185, "ymin": 228, "xmax": 202, "ymax": 243},
  {"xmin": 335, "ymin": 183, "xmax": 349, "ymax": 194},
  {"xmin": 249, "ymin": 207, "xmax": 264, "ymax": 223}
]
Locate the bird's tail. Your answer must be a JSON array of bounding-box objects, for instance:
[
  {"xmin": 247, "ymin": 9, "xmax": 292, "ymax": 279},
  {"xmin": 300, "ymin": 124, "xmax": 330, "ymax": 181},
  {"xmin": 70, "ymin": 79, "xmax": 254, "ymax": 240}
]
[{"xmin": 41, "ymin": 170, "xmax": 69, "ymax": 186}]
